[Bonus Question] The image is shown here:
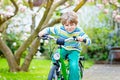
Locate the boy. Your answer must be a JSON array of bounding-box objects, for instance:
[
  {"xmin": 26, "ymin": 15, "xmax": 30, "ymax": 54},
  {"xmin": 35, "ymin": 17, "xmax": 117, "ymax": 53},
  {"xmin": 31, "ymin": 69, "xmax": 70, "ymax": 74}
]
[{"xmin": 38, "ymin": 11, "xmax": 91, "ymax": 80}]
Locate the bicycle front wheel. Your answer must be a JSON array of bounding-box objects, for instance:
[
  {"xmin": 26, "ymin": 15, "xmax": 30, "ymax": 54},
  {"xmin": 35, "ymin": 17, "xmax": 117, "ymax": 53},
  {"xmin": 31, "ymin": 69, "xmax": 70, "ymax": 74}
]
[{"xmin": 48, "ymin": 65, "xmax": 58, "ymax": 80}]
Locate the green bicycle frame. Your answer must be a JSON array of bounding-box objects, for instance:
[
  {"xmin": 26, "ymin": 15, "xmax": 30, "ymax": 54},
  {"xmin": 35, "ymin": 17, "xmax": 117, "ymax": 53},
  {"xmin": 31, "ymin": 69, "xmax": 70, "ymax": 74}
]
[
  {"xmin": 57, "ymin": 47, "xmax": 69, "ymax": 80},
  {"xmin": 57, "ymin": 47, "xmax": 83, "ymax": 80}
]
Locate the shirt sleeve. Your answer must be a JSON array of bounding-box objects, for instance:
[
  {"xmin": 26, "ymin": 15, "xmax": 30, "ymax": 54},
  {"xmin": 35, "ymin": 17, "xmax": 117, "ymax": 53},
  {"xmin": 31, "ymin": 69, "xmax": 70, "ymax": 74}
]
[
  {"xmin": 42, "ymin": 26, "xmax": 58, "ymax": 35},
  {"xmin": 79, "ymin": 28, "xmax": 91, "ymax": 46}
]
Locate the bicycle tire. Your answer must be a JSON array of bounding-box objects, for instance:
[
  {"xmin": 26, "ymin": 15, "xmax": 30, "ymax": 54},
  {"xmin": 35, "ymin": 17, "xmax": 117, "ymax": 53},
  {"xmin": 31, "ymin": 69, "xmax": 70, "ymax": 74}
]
[
  {"xmin": 80, "ymin": 65, "xmax": 83, "ymax": 78},
  {"xmin": 79, "ymin": 61, "xmax": 83, "ymax": 79},
  {"xmin": 48, "ymin": 65, "xmax": 58, "ymax": 80}
]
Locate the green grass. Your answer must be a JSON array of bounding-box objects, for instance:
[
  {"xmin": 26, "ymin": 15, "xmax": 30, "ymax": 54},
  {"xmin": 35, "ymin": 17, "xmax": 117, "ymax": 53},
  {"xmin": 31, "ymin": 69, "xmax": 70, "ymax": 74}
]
[{"xmin": 0, "ymin": 58, "xmax": 94, "ymax": 80}]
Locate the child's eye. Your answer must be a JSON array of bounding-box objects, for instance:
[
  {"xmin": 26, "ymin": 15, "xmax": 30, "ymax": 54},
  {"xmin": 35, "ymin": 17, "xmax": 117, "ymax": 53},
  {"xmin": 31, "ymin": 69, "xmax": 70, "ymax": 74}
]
[
  {"xmin": 70, "ymin": 23, "xmax": 75, "ymax": 26},
  {"xmin": 65, "ymin": 25, "xmax": 69, "ymax": 26}
]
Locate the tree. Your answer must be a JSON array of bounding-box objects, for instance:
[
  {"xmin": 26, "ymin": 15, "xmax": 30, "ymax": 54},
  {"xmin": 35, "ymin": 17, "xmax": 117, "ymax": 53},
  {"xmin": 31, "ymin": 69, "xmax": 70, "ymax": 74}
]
[{"xmin": 0, "ymin": 0, "xmax": 87, "ymax": 72}]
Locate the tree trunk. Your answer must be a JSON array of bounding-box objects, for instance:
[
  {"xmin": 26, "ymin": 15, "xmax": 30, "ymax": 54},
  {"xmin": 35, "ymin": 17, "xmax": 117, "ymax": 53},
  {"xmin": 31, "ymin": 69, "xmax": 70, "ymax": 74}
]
[
  {"xmin": 19, "ymin": 0, "xmax": 86, "ymax": 71},
  {"xmin": 14, "ymin": 0, "xmax": 54, "ymax": 65},
  {"xmin": 0, "ymin": 38, "xmax": 20, "ymax": 72},
  {"xmin": 31, "ymin": 15, "xmax": 35, "ymax": 33},
  {"xmin": 21, "ymin": 38, "xmax": 40, "ymax": 71},
  {"xmin": 0, "ymin": 0, "xmax": 87, "ymax": 72},
  {"xmin": 14, "ymin": 31, "xmax": 38, "ymax": 65},
  {"xmin": 20, "ymin": 0, "xmax": 67, "ymax": 71}
]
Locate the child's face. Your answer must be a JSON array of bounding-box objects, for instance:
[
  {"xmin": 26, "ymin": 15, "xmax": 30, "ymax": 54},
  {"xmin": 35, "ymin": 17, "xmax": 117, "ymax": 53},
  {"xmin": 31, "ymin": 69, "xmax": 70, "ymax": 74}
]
[{"xmin": 63, "ymin": 22, "xmax": 77, "ymax": 33}]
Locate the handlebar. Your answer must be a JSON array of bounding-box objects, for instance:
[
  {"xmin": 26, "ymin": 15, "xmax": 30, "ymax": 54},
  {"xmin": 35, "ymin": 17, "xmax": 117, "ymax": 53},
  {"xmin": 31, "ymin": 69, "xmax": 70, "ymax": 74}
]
[
  {"xmin": 42, "ymin": 35, "xmax": 57, "ymax": 41},
  {"xmin": 40, "ymin": 34, "xmax": 78, "ymax": 45}
]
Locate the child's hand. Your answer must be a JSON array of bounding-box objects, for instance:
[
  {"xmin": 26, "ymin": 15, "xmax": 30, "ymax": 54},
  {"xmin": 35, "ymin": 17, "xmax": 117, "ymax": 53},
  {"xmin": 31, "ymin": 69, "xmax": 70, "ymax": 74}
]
[
  {"xmin": 77, "ymin": 36, "xmax": 86, "ymax": 43},
  {"xmin": 38, "ymin": 31, "xmax": 45, "ymax": 37},
  {"xmin": 77, "ymin": 36, "xmax": 84, "ymax": 42}
]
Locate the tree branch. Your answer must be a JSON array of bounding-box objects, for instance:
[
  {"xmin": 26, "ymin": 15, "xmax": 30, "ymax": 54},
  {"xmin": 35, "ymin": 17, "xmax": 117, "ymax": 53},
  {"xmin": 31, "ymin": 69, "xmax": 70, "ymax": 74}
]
[
  {"xmin": 28, "ymin": 0, "xmax": 33, "ymax": 10},
  {"xmin": 42, "ymin": 0, "xmax": 66, "ymax": 27},
  {"xmin": 20, "ymin": 0, "xmax": 67, "ymax": 71},
  {"xmin": 41, "ymin": 0, "xmax": 87, "ymax": 30},
  {"xmin": 0, "ymin": 0, "xmax": 18, "ymax": 26},
  {"xmin": 73, "ymin": 0, "xmax": 87, "ymax": 12},
  {"xmin": 0, "ymin": 37, "xmax": 20, "ymax": 72},
  {"xmin": 42, "ymin": 18, "xmax": 61, "ymax": 30},
  {"xmin": 15, "ymin": 0, "xmax": 54, "ymax": 65},
  {"xmin": 36, "ymin": 0, "xmax": 54, "ymax": 31},
  {"xmin": 21, "ymin": 38, "xmax": 40, "ymax": 71}
]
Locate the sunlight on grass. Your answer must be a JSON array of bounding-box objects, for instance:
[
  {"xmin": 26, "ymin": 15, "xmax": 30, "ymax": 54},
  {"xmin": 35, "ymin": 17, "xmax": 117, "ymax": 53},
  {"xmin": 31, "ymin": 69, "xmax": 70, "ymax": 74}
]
[
  {"xmin": 0, "ymin": 58, "xmax": 93, "ymax": 80},
  {"xmin": 0, "ymin": 58, "xmax": 51, "ymax": 80}
]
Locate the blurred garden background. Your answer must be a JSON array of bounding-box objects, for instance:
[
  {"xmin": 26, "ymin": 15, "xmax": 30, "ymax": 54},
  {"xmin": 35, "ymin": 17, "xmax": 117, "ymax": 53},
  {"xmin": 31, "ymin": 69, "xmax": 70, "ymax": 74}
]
[{"xmin": 0, "ymin": 0, "xmax": 120, "ymax": 80}]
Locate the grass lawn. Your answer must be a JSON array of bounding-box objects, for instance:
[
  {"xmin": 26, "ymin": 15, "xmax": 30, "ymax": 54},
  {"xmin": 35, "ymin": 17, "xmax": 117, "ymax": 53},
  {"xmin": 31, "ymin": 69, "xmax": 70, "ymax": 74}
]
[{"xmin": 0, "ymin": 58, "xmax": 94, "ymax": 80}]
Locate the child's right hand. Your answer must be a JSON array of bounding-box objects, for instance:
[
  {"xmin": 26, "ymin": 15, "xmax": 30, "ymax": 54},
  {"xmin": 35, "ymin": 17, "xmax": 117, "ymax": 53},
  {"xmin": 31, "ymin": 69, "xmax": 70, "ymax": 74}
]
[{"xmin": 38, "ymin": 31, "xmax": 45, "ymax": 37}]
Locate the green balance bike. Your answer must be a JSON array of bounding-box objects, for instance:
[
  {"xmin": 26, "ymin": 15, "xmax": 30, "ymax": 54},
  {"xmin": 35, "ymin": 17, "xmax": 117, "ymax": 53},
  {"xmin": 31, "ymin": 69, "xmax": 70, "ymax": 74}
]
[{"xmin": 41, "ymin": 35, "xmax": 84, "ymax": 80}]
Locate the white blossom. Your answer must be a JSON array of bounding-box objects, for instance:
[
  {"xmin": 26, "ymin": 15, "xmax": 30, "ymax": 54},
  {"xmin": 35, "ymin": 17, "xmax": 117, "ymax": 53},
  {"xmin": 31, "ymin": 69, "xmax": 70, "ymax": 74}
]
[
  {"xmin": 115, "ymin": 15, "xmax": 120, "ymax": 23},
  {"xmin": 19, "ymin": 4, "xmax": 27, "ymax": 13},
  {"xmin": 13, "ymin": 42, "xmax": 17, "ymax": 46},
  {"xmin": 96, "ymin": 4, "xmax": 104, "ymax": 10},
  {"xmin": 6, "ymin": 6, "xmax": 14, "ymax": 12},
  {"xmin": 4, "ymin": 12, "xmax": 14, "ymax": 17},
  {"xmin": 103, "ymin": 9, "xmax": 109, "ymax": 14}
]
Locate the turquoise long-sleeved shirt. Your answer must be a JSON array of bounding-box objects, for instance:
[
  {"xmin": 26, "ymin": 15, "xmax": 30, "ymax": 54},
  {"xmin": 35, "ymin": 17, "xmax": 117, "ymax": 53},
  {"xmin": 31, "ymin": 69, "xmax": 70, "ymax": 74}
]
[{"xmin": 42, "ymin": 25, "xmax": 91, "ymax": 52}]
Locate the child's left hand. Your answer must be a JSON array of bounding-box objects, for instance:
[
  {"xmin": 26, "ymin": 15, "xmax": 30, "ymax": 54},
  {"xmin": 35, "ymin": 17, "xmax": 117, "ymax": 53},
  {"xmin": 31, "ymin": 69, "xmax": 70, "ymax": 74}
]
[{"xmin": 77, "ymin": 36, "xmax": 84, "ymax": 42}]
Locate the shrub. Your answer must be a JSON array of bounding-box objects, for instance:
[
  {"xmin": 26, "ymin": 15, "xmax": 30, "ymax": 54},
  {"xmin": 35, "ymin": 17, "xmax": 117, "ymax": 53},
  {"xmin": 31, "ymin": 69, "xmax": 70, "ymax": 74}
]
[{"xmin": 85, "ymin": 27, "xmax": 120, "ymax": 61}]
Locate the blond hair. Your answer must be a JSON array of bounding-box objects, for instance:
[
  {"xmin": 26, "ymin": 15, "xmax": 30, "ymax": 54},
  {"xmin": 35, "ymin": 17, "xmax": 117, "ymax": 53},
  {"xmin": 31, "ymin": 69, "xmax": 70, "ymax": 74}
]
[{"xmin": 61, "ymin": 11, "xmax": 78, "ymax": 25}]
